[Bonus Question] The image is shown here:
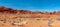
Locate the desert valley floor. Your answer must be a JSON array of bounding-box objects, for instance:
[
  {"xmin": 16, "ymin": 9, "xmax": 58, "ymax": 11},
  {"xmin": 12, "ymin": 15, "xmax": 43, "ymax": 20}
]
[{"xmin": 0, "ymin": 18, "xmax": 60, "ymax": 27}]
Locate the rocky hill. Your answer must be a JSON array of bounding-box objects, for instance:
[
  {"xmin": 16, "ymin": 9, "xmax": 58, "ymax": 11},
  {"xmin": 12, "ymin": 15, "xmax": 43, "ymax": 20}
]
[{"xmin": 0, "ymin": 6, "xmax": 60, "ymax": 18}]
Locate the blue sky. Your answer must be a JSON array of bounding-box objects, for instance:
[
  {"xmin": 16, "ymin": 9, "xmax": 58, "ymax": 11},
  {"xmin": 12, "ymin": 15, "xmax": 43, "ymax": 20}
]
[{"xmin": 0, "ymin": 0, "xmax": 60, "ymax": 12}]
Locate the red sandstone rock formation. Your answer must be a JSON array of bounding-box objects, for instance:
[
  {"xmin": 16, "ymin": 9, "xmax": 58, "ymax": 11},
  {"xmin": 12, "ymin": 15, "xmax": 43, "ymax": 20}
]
[{"xmin": 0, "ymin": 6, "xmax": 60, "ymax": 18}]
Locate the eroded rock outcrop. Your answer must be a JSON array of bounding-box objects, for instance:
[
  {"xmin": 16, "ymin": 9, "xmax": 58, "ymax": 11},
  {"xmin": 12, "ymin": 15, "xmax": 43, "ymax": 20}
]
[{"xmin": 0, "ymin": 6, "xmax": 60, "ymax": 18}]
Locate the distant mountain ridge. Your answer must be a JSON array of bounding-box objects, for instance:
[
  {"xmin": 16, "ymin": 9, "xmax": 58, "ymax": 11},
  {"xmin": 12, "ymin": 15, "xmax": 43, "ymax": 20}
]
[
  {"xmin": 0, "ymin": 6, "xmax": 60, "ymax": 18},
  {"xmin": 0, "ymin": 6, "xmax": 60, "ymax": 15}
]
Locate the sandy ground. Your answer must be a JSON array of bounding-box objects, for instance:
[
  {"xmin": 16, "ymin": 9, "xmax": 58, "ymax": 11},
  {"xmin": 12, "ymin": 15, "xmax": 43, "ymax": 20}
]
[
  {"xmin": 49, "ymin": 18, "xmax": 60, "ymax": 27},
  {"xmin": 20, "ymin": 18, "xmax": 60, "ymax": 27},
  {"xmin": 0, "ymin": 18, "xmax": 60, "ymax": 27}
]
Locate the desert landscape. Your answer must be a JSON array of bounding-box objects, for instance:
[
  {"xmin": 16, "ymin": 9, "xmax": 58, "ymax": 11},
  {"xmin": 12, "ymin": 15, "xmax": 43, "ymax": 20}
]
[{"xmin": 0, "ymin": 6, "xmax": 60, "ymax": 27}]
